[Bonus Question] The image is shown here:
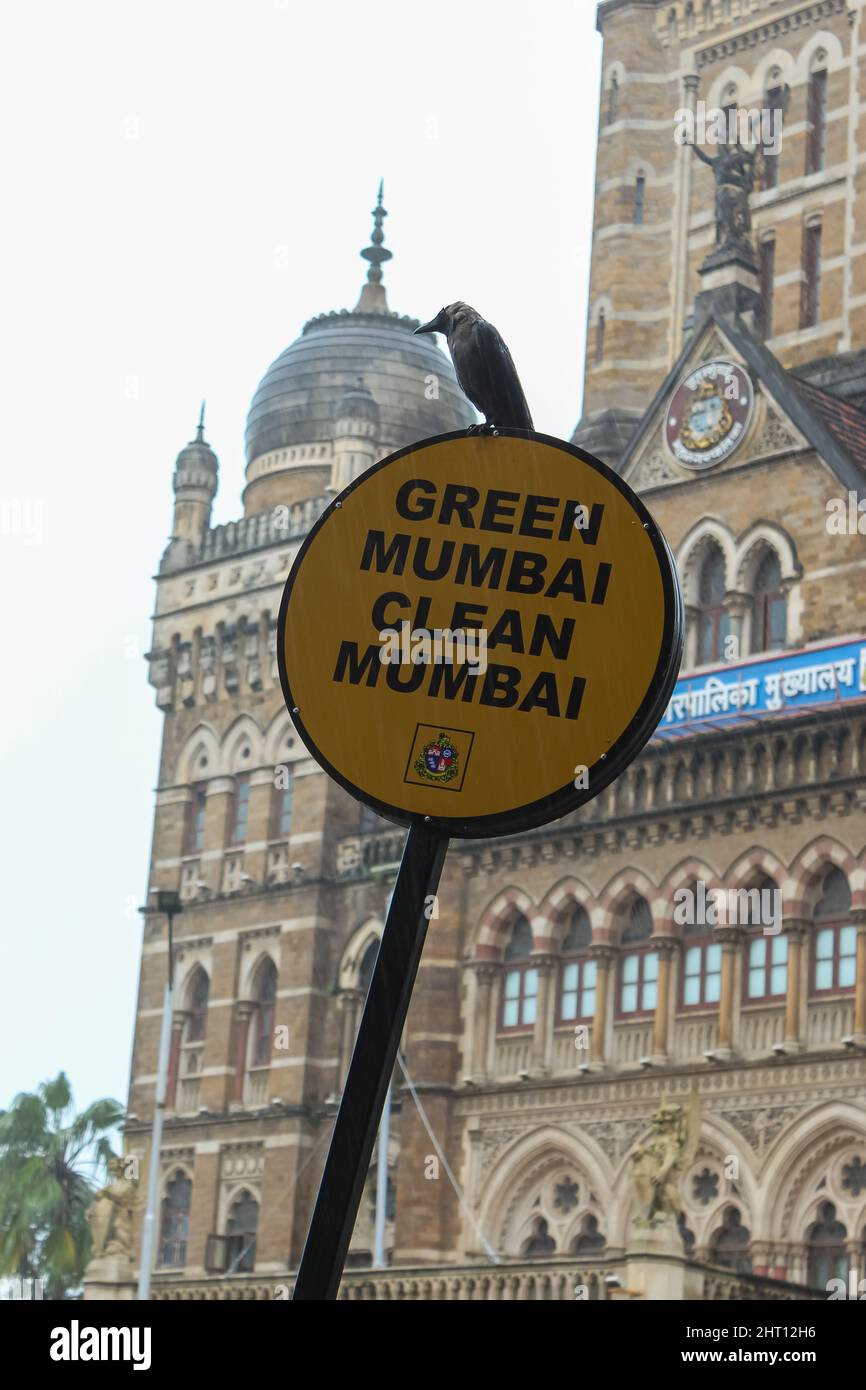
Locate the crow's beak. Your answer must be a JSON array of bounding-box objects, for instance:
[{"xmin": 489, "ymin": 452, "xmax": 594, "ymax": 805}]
[{"xmin": 414, "ymin": 312, "xmax": 445, "ymax": 336}]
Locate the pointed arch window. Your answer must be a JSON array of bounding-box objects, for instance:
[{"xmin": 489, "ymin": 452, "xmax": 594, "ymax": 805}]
[
  {"xmin": 752, "ymin": 550, "xmax": 786, "ymax": 653},
  {"xmin": 812, "ymin": 868, "xmax": 855, "ymax": 995},
  {"xmin": 633, "ymin": 173, "xmax": 645, "ymax": 226},
  {"xmin": 761, "ymin": 86, "xmax": 785, "ymax": 190},
  {"xmin": 801, "ymin": 220, "xmax": 822, "ymax": 328},
  {"xmin": 745, "ymin": 880, "xmax": 788, "ymax": 1001},
  {"xmin": 500, "ymin": 913, "xmax": 537, "ymax": 1031},
  {"xmin": 758, "ymin": 236, "xmax": 775, "ymax": 337},
  {"xmin": 226, "ymin": 1189, "xmax": 259, "ymax": 1274},
  {"xmin": 186, "ymin": 969, "xmax": 210, "ymax": 1043},
  {"xmin": 252, "ymin": 959, "xmax": 278, "ymax": 1065},
  {"xmin": 271, "ymin": 768, "xmax": 294, "ymax": 838},
  {"xmin": 521, "ymin": 1217, "xmax": 556, "ymax": 1257},
  {"xmin": 807, "ymin": 1202, "xmax": 847, "ymax": 1289},
  {"xmin": 681, "ymin": 913, "xmax": 722, "ymax": 1009},
  {"xmin": 157, "ymin": 1171, "xmax": 192, "ymax": 1268},
  {"xmin": 607, "ymin": 73, "xmax": 619, "ymax": 125},
  {"xmin": 571, "ymin": 1214, "xmax": 606, "ymax": 1255},
  {"xmin": 806, "ymin": 66, "xmax": 827, "ymax": 175},
  {"xmin": 619, "ymin": 897, "xmax": 658, "ymax": 1017},
  {"xmin": 185, "ymin": 785, "xmax": 207, "ymax": 855},
  {"xmin": 358, "ymin": 939, "xmax": 379, "ymax": 995},
  {"xmin": 710, "ymin": 1207, "xmax": 752, "ymax": 1274},
  {"xmin": 559, "ymin": 904, "xmax": 595, "ymax": 1023},
  {"xmin": 595, "ymin": 309, "xmax": 605, "ymax": 364},
  {"xmin": 696, "ymin": 545, "xmax": 729, "ymax": 665},
  {"xmin": 229, "ymin": 774, "xmax": 251, "ymax": 845}
]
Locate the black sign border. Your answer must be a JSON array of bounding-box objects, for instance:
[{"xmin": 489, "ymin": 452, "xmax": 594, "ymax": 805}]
[{"xmin": 277, "ymin": 428, "xmax": 684, "ymax": 840}]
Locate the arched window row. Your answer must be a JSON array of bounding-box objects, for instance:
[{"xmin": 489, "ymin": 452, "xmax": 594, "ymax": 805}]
[
  {"xmin": 181, "ymin": 768, "xmax": 296, "ymax": 856},
  {"xmin": 169, "ymin": 955, "xmax": 281, "ymax": 1113},
  {"xmin": 490, "ymin": 870, "xmax": 860, "ymax": 1036},
  {"xmin": 690, "ymin": 540, "xmax": 789, "ymax": 667}
]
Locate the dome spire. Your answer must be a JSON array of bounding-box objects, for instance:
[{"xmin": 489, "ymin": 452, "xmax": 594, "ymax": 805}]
[
  {"xmin": 196, "ymin": 400, "xmax": 206, "ymax": 442},
  {"xmin": 354, "ymin": 180, "xmax": 392, "ymax": 313}
]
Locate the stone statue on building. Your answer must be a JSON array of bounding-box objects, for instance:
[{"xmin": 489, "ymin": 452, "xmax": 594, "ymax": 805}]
[
  {"xmin": 86, "ymin": 1156, "xmax": 139, "ymax": 1260},
  {"xmin": 688, "ymin": 138, "xmax": 759, "ymax": 257},
  {"xmin": 630, "ymin": 1093, "xmax": 701, "ymax": 1227}
]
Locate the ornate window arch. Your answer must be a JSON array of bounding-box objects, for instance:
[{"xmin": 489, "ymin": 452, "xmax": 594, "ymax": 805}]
[
  {"xmin": 678, "ymin": 880, "xmax": 722, "ymax": 1011},
  {"xmin": 618, "ymin": 896, "xmax": 658, "ymax": 1018},
  {"xmin": 225, "ymin": 1188, "xmax": 259, "ymax": 1273},
  {"xmin": 223, "ymin": 715, "xmax": 263, "ymax": 776},
  {"xmin": 709, "ymin": 1205, "xmax": 752, "ymax": 1273},
  {"xmin": 558, "ymin": 903, "xmax": 595, "ymax": 1025},
  {"xmin": 500, "ymin": 912, "xmax": 537, "ymax": 1032},
  {"xmin": 157, "ymin": 1169, "xmax": 192, "ymax": 1268},
  {"xmin": 743, "ymin": 875, "xmax": 788, "ymax": 1004},
  {"xmin": 751, "ymin": 549, "xmax": 787, "ymax": 654},
  {"xmin": 185, "ymin": 966, "xmax": 210, "ymax": 1043},
  {"xmin": 806, "ymin": 1201, "xmax": 847, "ymax": 1289},
  {"xmin": 249, "ymin": 956, "xmax": 278, "ymax": 1068},
  {"xmin": 696, "ymin": 542, "xmax": 730, "ymax": 665},
  {"xmin": 811, "ymin": 867, "xmax": 855, "ymax": 997}
]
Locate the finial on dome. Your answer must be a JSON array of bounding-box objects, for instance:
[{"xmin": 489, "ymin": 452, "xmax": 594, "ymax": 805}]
[
  {"xmin": 355, "ymin": 181, "xmax": 392, "ymax": 313},
  {"xmin": 196, "ymin": 401, "xmax": 206, "ymax": 442}
]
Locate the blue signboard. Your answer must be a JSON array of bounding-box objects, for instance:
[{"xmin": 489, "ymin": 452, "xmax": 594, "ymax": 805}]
[{"xmin": 654, "ymin": 637, "xmax": 866, "ymax": 739}]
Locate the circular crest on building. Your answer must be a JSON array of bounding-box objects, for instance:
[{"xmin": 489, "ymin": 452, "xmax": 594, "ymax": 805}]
[{"xmin": 665, "ymin": 359, "xmax": 753, "ymax": 469}]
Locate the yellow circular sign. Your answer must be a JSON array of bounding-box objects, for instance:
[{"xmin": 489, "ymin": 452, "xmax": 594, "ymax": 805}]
[{"xmin": 279, "ymin": 431, "xmax": 682, "ymax": 837}]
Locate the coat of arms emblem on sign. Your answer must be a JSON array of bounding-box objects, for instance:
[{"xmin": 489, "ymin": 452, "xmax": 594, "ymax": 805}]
[{"xmin": 414, "ymin": 732, "xmax": 459, "ymax": 783}]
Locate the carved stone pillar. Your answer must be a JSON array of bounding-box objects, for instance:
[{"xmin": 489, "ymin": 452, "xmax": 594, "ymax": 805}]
[
  {"xmin": 531, "ymin": 955, "xmax": 557, "ymax": 1075},
  {"xmin": 588, "ymin": 946, "xmax": 616, "ymax": 1068},
  {"xmin": 466, "ymin": 965, "xmax": 497, "ymax": 1082},
  {"xmin": 683, "ymin": 603, "xmax": 700, "ymax": 670},
  {"xmin": 231, "ymin": 1001, "xmax": 254, "ymax": 1102},
  {"xmin": 651, "ymin": 939, "xmax": 677, "ymax": 1064},
  {"xmin": 782, "ymin": 920, "xmax": 808, "ymax": 1051},
  {"xmin": 337, "ymin": 989, "xmax": 363, "ymax": 1088},
  {"xmin": 724, "ymin": 590, "xmax": 751, "ymax": 662},
  {"xmin": 166, "ymin": 1013, "xmax": 187, "ymax": 1109},
  {"xmin": 716, "ymin": 927, "xmax": 744, "ymax": 1060},
  {"xmin": 852, "ymin": 909, "xmax": 866, "ymax": 1045}
]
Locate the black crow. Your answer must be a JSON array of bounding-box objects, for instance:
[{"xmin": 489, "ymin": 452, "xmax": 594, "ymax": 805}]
[{"xmin": 414, "ymin": 302, "xmax": 534, "ymax": 432}]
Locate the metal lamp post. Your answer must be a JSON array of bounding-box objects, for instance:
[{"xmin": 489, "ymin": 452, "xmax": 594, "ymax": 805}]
[{"xmin": 137, "ymin": 889, "xmax": 182, "ymax": 1300}]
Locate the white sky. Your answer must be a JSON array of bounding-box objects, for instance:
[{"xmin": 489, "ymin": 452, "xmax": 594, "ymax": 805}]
[{"xmin": 0, "ymin": 0, "xmax": 602, "ymax": 1114}]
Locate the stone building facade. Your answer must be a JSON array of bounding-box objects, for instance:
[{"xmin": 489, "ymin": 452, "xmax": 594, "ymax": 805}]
[{"xmin": 123, "ymin": 4, "xmax": 866, "ymax": 1303}]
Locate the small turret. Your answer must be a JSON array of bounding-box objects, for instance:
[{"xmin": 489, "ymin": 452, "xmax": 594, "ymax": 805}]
[
  {"xmin": 162, "ymin": 404, "xmax": 218, "ymax": 570},
  {"xmin": 331, "ymin": 378, "xmax": 380, "ymax": 491}
]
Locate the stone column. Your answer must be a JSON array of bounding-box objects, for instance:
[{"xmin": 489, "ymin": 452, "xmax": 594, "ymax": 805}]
[
  {"xmin": 782, "ymin": 920, "xmax": 808, "ymax": 1051},
  {"xmin": 244, "ymin": 768, "xmax": 277, "ymax": 884},
  {"xmin": 166, "ymin": 1013, "xmax": 187, "ymax": 1109},
  {"xmin": 852, "ymin": 908, "xmax": 866, "ymax": 1045},
  {"xmin": 651, "ymin": 940, "xmax": 677, "ymax": 1064},
  {"xmin": 531, "ymin": 955, "xmax": 557, "ymax": 1075},
  {"xmin": 466, "ymin": 965, "xmax": 497, "ymax": 1082},
  {"xmin": 202, "ymin": 776, "xmax": 234, "ymax": 892},
  {"xmin": 724, "ymin": 590, "xmax": 751, "ymax": 663},
  {"xmin": 231, "ymin": 1001, "xmax": 254, "ymax": 1103},
  {"xmin": 717, "ymin": 927, "xmax": 743, "ymax": 1060},
  {"xmin": 683, "ymin": 603, "xmax": 700, "ymax": 669},
  {"xmin": 588, "ymin": 947, "xmax": 615, "ymax": 1068}
]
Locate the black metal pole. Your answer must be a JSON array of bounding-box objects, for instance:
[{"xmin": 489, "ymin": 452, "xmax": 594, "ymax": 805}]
[{"xmin": 292, "ymin": 821, "xmax": 449, "ymax": 1300}]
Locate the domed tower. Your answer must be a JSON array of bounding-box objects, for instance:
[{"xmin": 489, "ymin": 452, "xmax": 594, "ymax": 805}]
[
  {"xmin": 242, "ymin": 184, "xmax": 475, "ymax": 515},
  {"xmin": 162, "ymin": 404, "xmax": 219, "ymax": 571}
]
